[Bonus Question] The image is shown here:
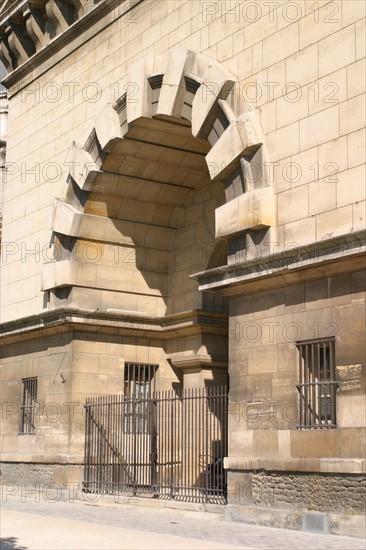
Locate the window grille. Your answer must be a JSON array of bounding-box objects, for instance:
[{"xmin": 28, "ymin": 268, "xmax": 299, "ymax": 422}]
[
  {"xmin": 20, "ymin": 378, "xmax": 37, "ymax": 434},
  {"xmin": 124, "ymin": 363, "xmax": 157, "ymax": 433},
  {"xmin": 296, "ymin": 339, "xmax": 337, "ymax": 429}
]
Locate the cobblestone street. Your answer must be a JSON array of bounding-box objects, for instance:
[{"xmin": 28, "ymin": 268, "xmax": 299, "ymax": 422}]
[{"xmin": 1, "ymin": 494, "xmax": 364, "ymax": 550}]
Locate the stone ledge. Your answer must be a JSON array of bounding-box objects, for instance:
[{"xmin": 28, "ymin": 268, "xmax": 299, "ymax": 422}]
[
  {"xmin": 224, "ymin": 457, "xmax": 366, "ymax": 474},
  {"xmin": 0, "ymin": 455, "xmax": 83, "ymax": 463},
  {"xmin": 0, "ymin": 307, "xmax": 228, "ymax": 343},
  {"xmin": 192, "ymin": 230, "xmax": 366, "ymax": 294}
]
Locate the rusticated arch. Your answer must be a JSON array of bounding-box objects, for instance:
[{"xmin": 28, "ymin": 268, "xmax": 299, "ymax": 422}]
[{"xmin": 42, "ymin": 49, "xmax": 276, "ymax": 347}]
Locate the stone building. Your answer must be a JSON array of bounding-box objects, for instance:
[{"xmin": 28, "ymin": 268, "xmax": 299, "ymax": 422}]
[{"xmin": 0, "ymin": 0, "xmax": 365, "ymax": 537}]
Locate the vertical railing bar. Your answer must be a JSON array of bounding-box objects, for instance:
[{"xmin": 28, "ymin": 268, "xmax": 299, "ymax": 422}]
[
  {"xmin": 330, "ymin": 339, "xmax": 336, "ymax": 425},
  {"xmin": 170, "ymin": 393, "xmax": 173, "ymax": 498},
  {"xmin": 312, "ymin": 342, "xmax": 316, "ymax": 427},
  {"xmin": 299, "ymin": 345, "xmax": 303, "ymax": 427},
  {"xmin": 84, "ymin": 401, "xmax": 89, "ymax": 490},
  {"xmin": 203, "ymin": 388, "xmax": 209, "ymax": 501},
  {"xmin": 94, "ymin": 397, "xmax": 98, "ymax": 493},
  {"xmin": 192, "ymin": 388, "xmax": 195, "ymax": 500},
  {"xmin": 96, "ymin": 397, "xmax": 100, "ymax": 493},
  {"xmin": 321, "ymin": 342, "xmax": 325, "ymax": 425},
  {"xmin": 195, "ymin": 387, "xmax": 198, "ymax": 502},
  {"xmin": 304, "ymin": 344, "xmax": 309, "ymax": 427},
  {"xmin": 100, "ymin": 396, "xmax": 105, "ymax": 493},
  {"xmin": 89, "ymin": 399, "xmax": 94, "ymax": 491}
]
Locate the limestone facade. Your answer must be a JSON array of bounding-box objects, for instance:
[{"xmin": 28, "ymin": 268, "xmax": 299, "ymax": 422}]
[{"xmin": 0, "ymin": 0, "xmax": 365, "ymax": 537}]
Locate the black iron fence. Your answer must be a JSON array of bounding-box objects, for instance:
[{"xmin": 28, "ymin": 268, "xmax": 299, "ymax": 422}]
[{"xmin": 83, "ymin": 386, "xmax": 228, "ymax": 503}]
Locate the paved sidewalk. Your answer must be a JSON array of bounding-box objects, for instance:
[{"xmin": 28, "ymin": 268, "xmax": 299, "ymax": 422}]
[{"xmin": 1, "ymin": 494, "xmax": 365, "ymax": 550}]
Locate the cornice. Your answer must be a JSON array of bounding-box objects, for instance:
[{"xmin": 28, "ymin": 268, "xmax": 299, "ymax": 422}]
[
  {"xmin": 0, "ymin": 0, "xmax": 142, "ymax": 92},
  {"xmin": 192, "ymin": 230, "xmax": 366, "ymax": 295},
  {"xmin": 0, "ymin": 307, "xmax": 228, "ymax": 343}
]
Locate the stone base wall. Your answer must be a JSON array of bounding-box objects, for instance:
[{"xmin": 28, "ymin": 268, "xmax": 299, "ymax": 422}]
[
  {"xmin": 252, "ymin": 471, "xmax": 366, "ymax": 514},
  {"xmin": 227, "ymin": 469, "xmax": 366, "ymax": 537},
  {"xmin": 228, "ymin": 470, "xmax": 366, "ymax": 514},
  {"xmin": 0, "ymin": 462, "xmax": 83, "ymax": 494}
]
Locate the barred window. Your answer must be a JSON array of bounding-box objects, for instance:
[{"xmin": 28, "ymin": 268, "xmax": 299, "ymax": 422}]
[
  {"xmin": 124, "ymin": 363, "xmax": 157, "ymax": 433},
  {"xmin": 296, "ymin": 339, "xmax": 337, "ymax": 429},
  {"xmin": 124, "ymin": 363, "xmax": 157, "ymax": 397},
  {"xmin": 20, "ymin": 378, "xmax": 37, "ymax": 435}
]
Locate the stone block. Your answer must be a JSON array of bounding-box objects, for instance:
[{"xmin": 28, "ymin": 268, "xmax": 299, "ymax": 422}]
[
  {"xmin": 300, "ymin": 105, "xmax": 339, "ymax": 151},
  {"xmin": 284, "ymin": 216, "xmax": 316, "ymax": 247},
  {"xmin": 318, "ymin": 136, "xmax": 347, "ymax": 179},
  {"xmin": 253, "ymin": 288, "xmax": 284, "ymax": 319},
  {"xmin": 278, "ymin": 430, "xmax": 291, "ymax": 457},
  {"xmin": 53, "ymin": 465, "xmax": 83, "ymax": 485},
  {"xmin": 253, "ymin": 430, "xmax": 278, "ymax": 458},
  {"xmin": 266, "ymin": 60, "xmax": 286, "ymax": 102},
  {"xmin": 284, "ymin": 284, "xmax": 305, "ymax": 312},
  {"xmin": 335, "ymin": 333, "xmax": 366, "ymax": 365},
  {"xmin": 73, "ymin": 352, "xmax": 99, "ymax": 374},
  {"xmin": 338, "ymin": 395, "xmax": 366, "ymax": 428},
  {"xmin": 228, "ymin": 429, "xmax": 253, "ymax": 458},
  {"xmin": 340, "ymin": 93, "xmax": 366, "ymax": 135},
  {"xmin": 287, "ymin": 147, "xmax": 318, "ymax": 188},
  {"xmin": 71, "ymin": 372, "xmax": 108, "ymax": 395},
  {"xmin": 66, "ymin": 143, "xmax": 101, "ymax": 191},
  {"xmin": 157, "ymin": 49, "xmax": 192, "ymax": 119},
  {"xmin": 341, "ymin": 0, "xmax": 366, "ymax": 26},
  {"xmin": 316, "ymin": 204, "xmax": 353, "ymax": 240},
  {"xmin": 248, "ymin": 346, "xmax": 278, "ymax": 375},
  {"xmin": 215, "ymin": 187, "xmax": 277, "ymax": 238},
  {"xmin": 290, "ymin": 430, "xmax": 337, "ymax": 458},
  {"xmin": 309, "ymin": 180, "xmax": 336, "ymax": 215},
  {"xmin": 278, "ymin": 184, "xmax": 308, "ymax": 224},
  {"xmin": 126, "ymin": 56, "xmax": 155, "ymax": 124},
  {"xmin": 259, "ymin": 100, "xmax": 276, "ymax": 135},
  {"xmin": 277, "ymin": 343, "xmax": 298, "ymax": 373},
  {"xmin": 347, "ymin": 59, "xmax": 366, "ymax": 99},
  {"xmin": 304, "ymin": 278, "xmax": 329, "ymax": 310},
  {"xmin": 336, "ymin": 164, "xmax": 366, "ymax": 207},
  {"xmin": 350, "ymin": 270, "xmax": 366, "ymax": 300},
  {"xmin": 41, "ymin": 261, "xmax": 73, "ymax": 291},
  {"xmin": 286, "ymin": 44, "xmax": 318, "ymax": 89},
  {"xmin": 205, "ymin": 113, "xmax": 263, "ymax": 181},
  {"xmin": 347, "ymin": 128, "xmax": 365, "ymax": 169},
  {"xmin": 191, "ymin": 62, "xmax": 236, "ymax": 139},
  {"xmin": 299, "ymin": 5, "xmax": 341, "ymax": 50},
  {"xmin": 309, "ymin": 68, "xmax": 347, "ymax": 116},
  {"xmin": 355, "ymin": 18, "xmax": 365, "ymax": 60},
  {"xmin": 267, "ymin": 122, "xmax": 300, "ymax": 162},
  {"xmin": 338, "ymin": 428, "xmax": 365, "ymax": 458},
  {"xmin": 329, "ymin": 512, "xmax": 366, "ymax": 538},
  {"xmin": 262, "ymin": 22, "xmax": 299, "ymax": 68},
  {"xmin": 277, "ymin": 85, "xmax": 308, "ymax": 128},
  {"xmin": 51, "ymin": 200, "xmax": 80, "ymax": 237},
  {"xmin": 318, "ymin": 25, "xmax": 355, "ymax": 78},
  {"xmin": 244, "ymin": 11, "xmax": 276, "ymax": 49}
]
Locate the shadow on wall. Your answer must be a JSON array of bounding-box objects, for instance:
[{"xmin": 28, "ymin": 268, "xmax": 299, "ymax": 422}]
[
  {"xmin": 96, "ymin": 117, "xmax": 228, "ymax": 316},
  {"xmin": 0, "ymin": 538, "xmax": 28, "ymax": 550}
]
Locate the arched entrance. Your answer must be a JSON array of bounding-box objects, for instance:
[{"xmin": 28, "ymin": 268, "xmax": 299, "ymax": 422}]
[
  {"xmin": 41, "ymin": 48, "xmax": 274, "ymax": 385},
  {"xmin": 37, "ymin": 48, "xmax": 276, "ymax": 501}
]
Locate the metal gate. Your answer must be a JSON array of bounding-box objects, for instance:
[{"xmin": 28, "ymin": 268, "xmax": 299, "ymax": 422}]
[{"xmin": 83, "ymin": 386, "xmax": 228, "ymax": 503}]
